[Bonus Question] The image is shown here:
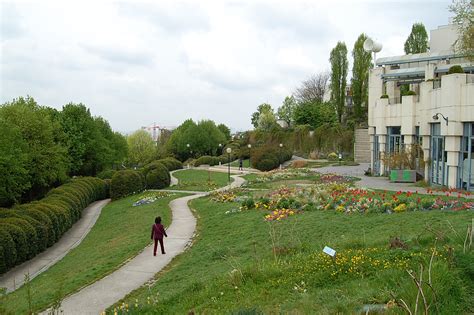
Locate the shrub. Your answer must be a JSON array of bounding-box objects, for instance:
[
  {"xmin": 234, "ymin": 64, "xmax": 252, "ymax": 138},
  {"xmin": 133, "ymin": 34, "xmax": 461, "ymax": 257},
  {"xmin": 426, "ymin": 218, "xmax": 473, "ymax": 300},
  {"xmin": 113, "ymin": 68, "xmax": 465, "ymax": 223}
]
[
  {"xmin": 159, "ymin": 157, "xmax": 183, "ymax": 171},
  {"xmin": 448, "ymin": 65, "xmax": 464, "ymax": 74},
  {"xmin": 0, "ymin": 222, "xmax": 28, "ymax": 265},
  {"xmin": 0, "ymin": 229, "xmax": 16, "ymax": 273},
  {"xmin": 194, "ymin": 156, "xmax": 223, "ymax": 167},
  {"xmin": 327, "ymin": 152, "xmax": 338, "ymax": 161},
  {"xmin": 146, "ymin": 165, "xmax": 171, "ymax": 189},
  {"xmin": 250, "ymin": 145, "xmax": 292, "ymax": 171},
  {"xmin": 380, "ymin": 94, "xmax": 389, "ymax": 99},
  {"xmin": 291, "ymin": 160, "xmax": 308, "ymax": 168},
  {"xmin": 110, "ymin": 170, "xmax": 145, "ymax": 200},
  {"xmin": 405, "ymin": 90, "xmax": 417, "ymax": 96},
  {"xmin": 0, "ymin": 176, "xmax": 107, "ymax": 275},
  {"xmin": 97, "ymin": 169, "xmax": 117, "ymax": 180}
]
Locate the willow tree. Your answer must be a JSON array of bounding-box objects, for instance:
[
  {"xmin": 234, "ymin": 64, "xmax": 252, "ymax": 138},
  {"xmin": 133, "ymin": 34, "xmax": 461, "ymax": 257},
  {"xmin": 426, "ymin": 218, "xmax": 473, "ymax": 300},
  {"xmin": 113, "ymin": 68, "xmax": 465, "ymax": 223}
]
[
  {"xmin": 351, "ymin": 33, "xmax": 372, "ymax": 124},
  {"xmin": 404, "ymin": 23, "xmax": 429, "ymax": 54},
  {"xmin": 330, "ymin": 42, "xmax": 348, "ymax": 123}
]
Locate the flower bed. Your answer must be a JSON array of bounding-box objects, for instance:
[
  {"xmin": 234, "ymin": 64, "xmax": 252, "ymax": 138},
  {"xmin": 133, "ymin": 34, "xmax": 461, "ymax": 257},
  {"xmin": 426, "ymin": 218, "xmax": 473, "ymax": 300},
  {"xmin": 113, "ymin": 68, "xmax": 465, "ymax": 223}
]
[{"xmin": 132, "ymin": 191, "xmax": 173, "ymax": 207}]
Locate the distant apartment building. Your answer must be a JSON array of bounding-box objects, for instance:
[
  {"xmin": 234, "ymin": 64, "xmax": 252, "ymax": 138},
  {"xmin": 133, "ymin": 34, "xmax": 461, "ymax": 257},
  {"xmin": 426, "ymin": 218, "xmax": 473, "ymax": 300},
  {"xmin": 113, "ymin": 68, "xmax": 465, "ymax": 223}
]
[{"xmin": 368, "ymin": 24, "xmax": 474, "ymax": 189}]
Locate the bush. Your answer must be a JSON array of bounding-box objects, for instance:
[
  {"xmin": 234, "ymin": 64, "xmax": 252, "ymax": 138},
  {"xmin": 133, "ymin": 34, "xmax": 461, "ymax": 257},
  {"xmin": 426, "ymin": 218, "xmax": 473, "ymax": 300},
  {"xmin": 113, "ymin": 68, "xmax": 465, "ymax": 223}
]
[
  {"xmin": 405, "ymin": 90, "xmax": 417, "ymax": 96},
  {"xmin": 291, "ymin": 160, "xmax": 308, "ymax": 168},
  {"xmin": 327, "ymin": 152, "xmax": 338, "ymax": 161},
  {"xmin": 159, "ymin": 157, "xmax": 183, "ymax": 171},
  {"xmin": 110, "ymin": 170, "xmax": 145, "ymax": 200},
  {"xmin": 194, "ymin": 156, "xmax": 222, "ymax": 167},
  {"xmin": 0, "ymin": 176, "xmax": 107, "ymax": 275},
  {"xmin": 250, "ymin": 145, "xmax": 292, "ymax": 171},
  {"xmin": 380, "ymin": 94, "xmax": 389, "ymax": 99},
  {"xmin": 97, "ymin": 169, "xmax": 117, "ymax": 180},
  {"xmin": 146, "ymin": 165, "xmax": 171, "ymax": 189},
  {"xmin": 448, "ymin": 65, "xmax": 464, "ymax": 74}
]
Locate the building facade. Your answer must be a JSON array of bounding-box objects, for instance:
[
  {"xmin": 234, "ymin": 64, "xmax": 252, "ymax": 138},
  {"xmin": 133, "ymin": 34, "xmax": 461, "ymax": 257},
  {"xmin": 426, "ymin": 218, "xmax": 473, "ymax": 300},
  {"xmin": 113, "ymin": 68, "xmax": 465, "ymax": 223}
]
[{"xmin": 368, "ymin": 24, "xmax": 474, "ymax": 189}]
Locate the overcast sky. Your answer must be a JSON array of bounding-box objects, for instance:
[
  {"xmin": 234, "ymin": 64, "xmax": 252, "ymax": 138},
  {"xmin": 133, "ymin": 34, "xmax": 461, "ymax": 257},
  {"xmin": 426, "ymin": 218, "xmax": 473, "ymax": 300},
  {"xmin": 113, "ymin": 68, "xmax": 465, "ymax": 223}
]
[{"xmin": 1, "ymin": 0, "xmax": 453, "ymax": 132}]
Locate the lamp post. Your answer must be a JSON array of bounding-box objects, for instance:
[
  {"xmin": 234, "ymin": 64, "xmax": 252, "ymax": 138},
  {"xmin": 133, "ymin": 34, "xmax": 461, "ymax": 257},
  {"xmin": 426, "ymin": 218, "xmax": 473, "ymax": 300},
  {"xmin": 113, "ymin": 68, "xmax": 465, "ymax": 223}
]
[
  {"xmin": 279, "ymin": 143, "xmax": 283, "ymax": 170},
  {"xmin": 186, "ymin": 144, "xmax": 190, "ymax": 169},
  {"xmin": 247, "ymin": 144, "xmax": 252, "ymax": 169},
  {"xmin": 218, "ymin": 143, "xmax": 223, "ymax": 165},
  {"xmin": 226, "ymin": 147, "xmax": 232, "ymax": 184}
]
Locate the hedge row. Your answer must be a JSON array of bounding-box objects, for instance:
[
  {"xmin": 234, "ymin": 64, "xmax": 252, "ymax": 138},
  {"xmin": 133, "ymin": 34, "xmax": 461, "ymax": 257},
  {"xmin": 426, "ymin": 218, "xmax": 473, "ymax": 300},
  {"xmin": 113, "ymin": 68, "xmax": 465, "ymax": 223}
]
[
  {"xmin": 110, "ymin": 170, "xmax": 146, "ymax": 200},
  {"xmin": 0, "ymin": 177, "xmax": 107, "ymax": 274},
  {"xmin": 158, "ymin": 157, "xmax": 183, "ymax": 171},
  {"xmin": 194, "ymin": 155, "xmax": 226, "ymax": 167},
  {"xmin": 250, "ymin": 145, "xmax": 293, "ymax": 171}
]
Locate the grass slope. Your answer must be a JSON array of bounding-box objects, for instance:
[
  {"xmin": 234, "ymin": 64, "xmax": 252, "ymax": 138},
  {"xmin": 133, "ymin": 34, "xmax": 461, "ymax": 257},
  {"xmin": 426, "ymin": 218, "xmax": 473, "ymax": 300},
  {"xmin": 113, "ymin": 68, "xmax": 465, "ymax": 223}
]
[
  {"xmin": 173, "ymin": 169, "xmax": 233, "ymax": 191},
  {"xmin": 111, "ymin": 196, "xmax": 474, "ymax": 314},
  {"xmin": 2, "ymin": 192, "xmax": 184, "ymax": 314}
]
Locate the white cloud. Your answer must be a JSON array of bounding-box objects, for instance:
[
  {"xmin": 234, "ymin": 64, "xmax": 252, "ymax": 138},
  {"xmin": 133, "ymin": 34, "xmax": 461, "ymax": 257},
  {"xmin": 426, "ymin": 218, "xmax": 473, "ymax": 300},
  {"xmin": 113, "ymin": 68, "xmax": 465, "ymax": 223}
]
[{"xmin": 1, "ymin": 0, "xmax": 452, "ymax": 132}]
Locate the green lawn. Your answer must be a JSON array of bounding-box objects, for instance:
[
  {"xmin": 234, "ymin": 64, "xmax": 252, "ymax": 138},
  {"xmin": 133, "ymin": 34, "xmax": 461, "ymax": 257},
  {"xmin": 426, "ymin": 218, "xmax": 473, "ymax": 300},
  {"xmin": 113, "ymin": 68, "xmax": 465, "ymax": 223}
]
[
  {"xmin": 110, "ymin": 195, "xmax": 474, "ymax": 313},
  {"xmin": 2, "ymin": 192, "xmax": 185, "ymax": 314},
  {"xmin": 172, "ymin": 169, "xmax": 233, "ymax": 191}
]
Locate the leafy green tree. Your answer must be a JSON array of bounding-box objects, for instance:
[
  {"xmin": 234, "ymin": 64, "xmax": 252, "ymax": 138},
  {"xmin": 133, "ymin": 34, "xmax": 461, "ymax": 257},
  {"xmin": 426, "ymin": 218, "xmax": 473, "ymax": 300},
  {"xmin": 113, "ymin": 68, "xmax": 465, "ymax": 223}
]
[
  {"xmin": 351, "ymin": 33, "xmax": 372, "ymax": 124},
  {"xmin": 404, "ymin": 23, "xmax": 429, "ymax": 54},
  {"xmin": 257, "ymin": 109, "xmax": 278, "ymax": 131},
  {"xmin": 198, "ymin": 120, "xmax": 227, "ymax": 155},
  {"xmin": 277, "ymin": 96, "xmax": 297, "ymax": 126},
  {"xmin": 0, "ymin": 96, "xmax": 69, "ymax": 200},
  {"xmin": 450, "ymin": 0, "xmax": 474, "ymax": 60},
  {"xmin": 251, "ymin": 103, "xmax": 272, "ymax": 128},
  {"xmin": 166, "ymin": 119, "xmax": 227, "ymax": 159},
  {"xmin": 330, "ymin": 42, "xmax": 348, "ymax": 123},
  {"xmin": 293, "ymin": 101, "xmax": 337, "ymax": 129},
  {"xmin": 217, "ymin": 123, "xmax": 231, "ymax": 140},
  {"xmin": 0, "ymin": 118, "xmax": 31, "ymax": 206},
  {"xmin": 60, "ymin": 103, "xmax": 96, "ymax": 175},
  {"xmin": 127, "ymin": 130, "xmax": 157, "ymax": 166}
]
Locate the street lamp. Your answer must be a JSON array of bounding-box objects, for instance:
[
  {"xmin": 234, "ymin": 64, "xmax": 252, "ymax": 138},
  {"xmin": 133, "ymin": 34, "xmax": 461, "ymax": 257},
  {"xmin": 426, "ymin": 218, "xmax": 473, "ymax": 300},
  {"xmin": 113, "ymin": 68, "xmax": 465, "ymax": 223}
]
[
  {"xmin": 218, "ymin": 143, "xmax": 223, "ymax": 165},
  {"xmin": 226, "ymin": 147, "xmax": 232, "ymax": 184},
  {"xmin": 279, "ymin": 143, "xmax": 283, "ymax": 170},
  {"xmin": 247, "ymin": 144, "xmax": 252, "ymax": 169},
  {"xmin": 186, "ymin": 144, "xmax": 190, "ymax": 169}
]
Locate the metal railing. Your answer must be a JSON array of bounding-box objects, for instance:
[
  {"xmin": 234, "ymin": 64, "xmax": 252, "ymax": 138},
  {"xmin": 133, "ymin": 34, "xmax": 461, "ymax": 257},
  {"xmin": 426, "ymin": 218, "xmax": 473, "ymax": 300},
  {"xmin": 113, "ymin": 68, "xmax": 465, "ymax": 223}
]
[{"xmin": 433, "ymin": 80, "xmax": 442, "ymax": 89}]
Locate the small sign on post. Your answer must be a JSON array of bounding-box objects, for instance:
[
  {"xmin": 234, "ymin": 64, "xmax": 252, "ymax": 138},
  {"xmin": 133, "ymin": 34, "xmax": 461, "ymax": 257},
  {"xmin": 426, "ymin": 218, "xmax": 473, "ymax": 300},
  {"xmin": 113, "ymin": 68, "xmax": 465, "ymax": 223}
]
[{"xmin": 323, "ymin": 246, "xmax": 336, "ymax": 258}]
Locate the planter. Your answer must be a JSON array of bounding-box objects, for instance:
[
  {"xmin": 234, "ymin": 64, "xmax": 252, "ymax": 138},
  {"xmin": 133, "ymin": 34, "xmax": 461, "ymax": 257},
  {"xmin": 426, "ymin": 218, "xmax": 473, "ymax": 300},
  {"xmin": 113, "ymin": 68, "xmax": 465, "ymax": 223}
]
[{"xmin": 390, "ymin": 170, "xmax": 418, "ymax": 183}]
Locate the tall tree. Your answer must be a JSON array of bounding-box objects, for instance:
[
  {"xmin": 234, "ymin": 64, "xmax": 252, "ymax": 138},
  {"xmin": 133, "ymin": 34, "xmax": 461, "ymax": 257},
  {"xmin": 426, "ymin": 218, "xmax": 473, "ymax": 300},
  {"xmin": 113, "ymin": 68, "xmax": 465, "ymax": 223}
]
[
  {"xmin": 0, "ymin": 96, "xmax": 69, "ymax": 200},
  {"xmin": 330, "ymin": 42, "xmax": 348, "ymax": 123},
  {"xmin": 217, "ymin": 123, "xmax": 231, "ymax": 140},
  {"xmin": 293, "ymin": 101, "xmax": 337, "ymax": 129},
  {"xmin": 277, "ymin": 96, "xmax": 297, "ymax": 126},
  {"xmin": 257, "ymin": 109, "xmax": 278, "ymax": 131},
  {"xmin": 404, "ymin": 23, "xmax": 429, "ymax": 54},
  {"xmin": 294, "ymin": 73, "xmax": 330, "ymax": 103},
  {"xmin": 127, "ymin": 130, "xmax": 156, "ymax": 166},
  {"xmin": 251, "ymin": 103, "xmax": 273, "ymax": 128},
  {"xmin": 351, "ymin": 33, "xmax": 372, "ymax": 123},
  {"xmin": 0, "ymin": 118, "xmax": 31, "ymax": 206},
  {"xmin": 449, "ymin": 0, "xmax": 474, "ymax": 60}
]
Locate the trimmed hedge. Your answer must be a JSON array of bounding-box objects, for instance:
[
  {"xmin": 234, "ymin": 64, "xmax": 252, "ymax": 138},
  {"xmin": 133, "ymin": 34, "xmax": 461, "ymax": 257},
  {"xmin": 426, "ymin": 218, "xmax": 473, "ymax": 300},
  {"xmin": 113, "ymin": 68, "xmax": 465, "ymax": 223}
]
[
  {"xmin": 97, "ymin": 169, "xmax": 117, "ymax": 180},
  {"xmin": 158, "ymin": 157, "xmax": 183, "ymax": 171},
  {"xmin": 0, "ymin": 177, "xmax": 107, "ymax": 274},
  {"xmin": 250, "ymin": 145, "xmax": 292, "ymax": 171},
  {"xmin": 146, "ymin": 167, "xmax": 171, "ymax": 189},
  {"xmin": 194, "ymin": 155, "xmax": 223, "ymax": 167},
  {"xmin": 448, "ymin": 65, "xmax": 464, "ymax": 74},
  {"xmin": 110, "ymin": 170, "xmax": 145, "ymax": 200}
]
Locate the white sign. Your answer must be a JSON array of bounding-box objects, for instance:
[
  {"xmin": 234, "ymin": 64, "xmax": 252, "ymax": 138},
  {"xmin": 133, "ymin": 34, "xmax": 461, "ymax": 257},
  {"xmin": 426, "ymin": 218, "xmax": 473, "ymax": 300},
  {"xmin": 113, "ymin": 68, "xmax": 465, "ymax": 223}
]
[{"xmin": 323, "ymin": 246, "xmax": 336, "ymax": 257}]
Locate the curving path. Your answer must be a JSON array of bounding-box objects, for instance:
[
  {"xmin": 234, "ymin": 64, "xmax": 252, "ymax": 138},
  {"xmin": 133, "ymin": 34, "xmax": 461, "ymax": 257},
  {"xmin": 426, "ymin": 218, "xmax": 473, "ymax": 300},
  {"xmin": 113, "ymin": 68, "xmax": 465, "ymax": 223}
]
[
  {"xmin": 49, "ymin": 175, "xmax": 245, "ymax": 314},
  {"xmin": 0, "ymin": 199, "xmax": 111, "ymax": 293}
]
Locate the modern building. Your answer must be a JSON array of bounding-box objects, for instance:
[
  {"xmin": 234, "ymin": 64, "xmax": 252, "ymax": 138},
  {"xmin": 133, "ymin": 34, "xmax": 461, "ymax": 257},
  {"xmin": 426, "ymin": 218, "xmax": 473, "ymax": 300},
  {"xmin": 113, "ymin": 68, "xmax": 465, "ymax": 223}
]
[{"xmin": 368, "ymin": 23, "xmax": 474, "ymax": 189}]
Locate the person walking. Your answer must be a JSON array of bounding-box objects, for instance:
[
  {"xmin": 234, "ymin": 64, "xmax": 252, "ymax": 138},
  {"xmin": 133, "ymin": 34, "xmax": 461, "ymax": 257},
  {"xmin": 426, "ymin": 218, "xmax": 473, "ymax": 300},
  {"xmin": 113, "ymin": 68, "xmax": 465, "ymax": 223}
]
[
  {"xmin": 238, "ymin": 157, "xmax": 243, "ymax": 171},
  {"xmin": 151, "ymin": 216, "xmax": 168, "ymax": 256}
]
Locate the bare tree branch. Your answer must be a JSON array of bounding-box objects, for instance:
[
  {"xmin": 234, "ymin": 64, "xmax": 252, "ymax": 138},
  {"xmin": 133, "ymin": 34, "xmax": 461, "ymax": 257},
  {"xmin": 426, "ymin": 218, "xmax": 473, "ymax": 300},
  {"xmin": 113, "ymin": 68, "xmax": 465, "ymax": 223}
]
[{"xmin": 294, "ymin": 72, "xmax": 330, "ymax": 104}]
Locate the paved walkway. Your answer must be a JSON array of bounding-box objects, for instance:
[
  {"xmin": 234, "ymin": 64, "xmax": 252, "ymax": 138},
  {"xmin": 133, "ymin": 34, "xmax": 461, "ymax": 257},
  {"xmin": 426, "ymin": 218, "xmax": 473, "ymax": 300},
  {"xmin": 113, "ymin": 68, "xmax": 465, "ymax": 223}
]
[
  {"xmin": 49, "ymin": 175, "xmax": 245, "ymax": 314},
  {"xmin": 0, "ymin": 199, "xmax": 111, "ymax": 293}
]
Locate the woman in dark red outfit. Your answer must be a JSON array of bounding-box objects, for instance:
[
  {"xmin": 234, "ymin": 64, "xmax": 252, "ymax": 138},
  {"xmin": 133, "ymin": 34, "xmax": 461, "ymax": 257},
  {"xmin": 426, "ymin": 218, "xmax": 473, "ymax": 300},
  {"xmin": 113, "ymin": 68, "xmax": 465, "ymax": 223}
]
[{"xmin": 151, "ymin": 216, "xmax": 167, "ymax": 256}]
